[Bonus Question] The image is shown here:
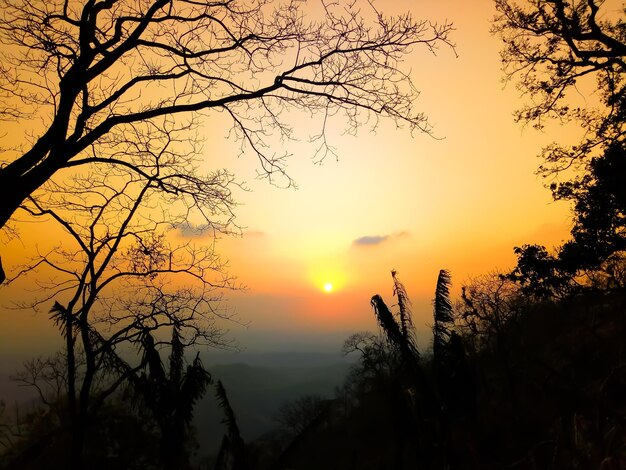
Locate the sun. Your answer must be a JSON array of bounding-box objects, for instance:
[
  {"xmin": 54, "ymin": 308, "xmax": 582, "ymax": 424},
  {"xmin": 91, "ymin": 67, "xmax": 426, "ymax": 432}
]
[{"xmin": 310, "ymin": 267, "xmax": 345, "ymax": 294}]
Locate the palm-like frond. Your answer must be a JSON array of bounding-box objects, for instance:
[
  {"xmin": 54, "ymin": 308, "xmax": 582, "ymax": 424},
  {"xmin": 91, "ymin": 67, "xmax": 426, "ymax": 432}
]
[
  {"xmin": 215, "ymin": 380, "xmax": 241, "ymax": 438},
  {"xmin": 49, "ymin": 301, "xmax": 78, "ymax": 339},
  {"xmin": 392, "ymin": 270, "xmax": 414, "ymax": 341},
  {"xmin": 371, "ymin": 294, "xmax": 420, "ymax": 368},
  {"xmin": 433, "ymin": 269, "xmax": 454, "ymax": 360},
  {"xmin": 371, "ymin": 294, "xmax": 405, "ymax": 347},
  {"xmin": 434, "ymin": 269, "xmax": 453, "ymax": 324},
  {"xmin": 214, "ymin": 379, "xmax": 247, "ymax": 470},
  {"xmin": 141, "ymin": 330, "xmax": 166, "ymax": 384},
  {"xmin": 169, "ymin": 325, "xmax": 184, "ymax": 389},
  {"xmin": 176, "ymin": 353, "xmax": 212, "ymax": 428}
]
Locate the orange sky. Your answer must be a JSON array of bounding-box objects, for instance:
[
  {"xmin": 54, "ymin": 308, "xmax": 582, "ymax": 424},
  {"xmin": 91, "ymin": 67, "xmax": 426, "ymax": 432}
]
[
  {"xmin": 1, "ymin": 0, "xmax": 590, "ymax": 357},
  {"xmin": 193, "ymin": 0, "xmax": 579, "ymax": 348}
]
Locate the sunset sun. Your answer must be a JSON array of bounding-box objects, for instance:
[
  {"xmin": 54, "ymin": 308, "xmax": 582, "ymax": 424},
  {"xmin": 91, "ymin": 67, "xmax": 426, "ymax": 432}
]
[
  {"xmin": 1, "ymin": 0, "xmax": 617, "ymax": 466},
  {"xmin": 310, "ymin": 265, "xmax": 346, "ymax": 295}
]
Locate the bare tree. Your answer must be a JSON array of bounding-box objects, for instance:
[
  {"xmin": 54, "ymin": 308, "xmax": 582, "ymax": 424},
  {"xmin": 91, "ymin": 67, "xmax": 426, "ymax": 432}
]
[
  {"xmin": 0, "ymin": 0, "xmax": 454, "ymax": 234},
  {"xmin": 457, "ymin": 271, "xmax": 531, "ymax": 406},
  {"xmin": 341, "ymin": 332, "xmax": 396, "ymax": 389},
  {"xmin": 458, "ymin": 272, "xmax": 524, "ymax": 349},
  {"xmin": 4, "ymin": 132, "xmax": 239, "ymax": 466},
  {"xmin": 275, "ymin": 393, "xmax": 326, "ymax": 436},
  {"xmin": 493, "ymin": 0, "xmax": 626, "ymax": 175}
]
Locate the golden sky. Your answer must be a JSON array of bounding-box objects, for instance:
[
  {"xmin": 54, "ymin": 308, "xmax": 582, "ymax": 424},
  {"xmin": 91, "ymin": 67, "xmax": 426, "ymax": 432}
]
[
  {"xmin": 0, "ymin": 0, "xmax": 586, "ymax": 356},
  {"xmin": 197, "ymin": 0, "xmax": 578, "ymax": 348}
]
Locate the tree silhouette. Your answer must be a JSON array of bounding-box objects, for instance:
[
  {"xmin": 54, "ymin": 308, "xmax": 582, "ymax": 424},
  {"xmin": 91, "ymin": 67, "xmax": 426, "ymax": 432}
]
[
  {"xmin": 555, "ymin": 141, "xmax": 626, "ymax": 271},
  {"xmin": 459, "ymin": 272, "xmax": 524, "ymax": 348},
  {"xmin": 133, "ymin": 326, "xmax": 213, "ymax": 470},
  {"xmin": 275, "ymin": 394, "xmax": 326, "ymax": 436},
  {"xmin": 493, "ymin": 0, "xmax": 626, "ymax": 175},
  {"xmin": 4, "ymin": 353, "xmax": 162, "ymax": 470},
  {"xmin": 507, "ymin": 244, "xmax": 576, "ymax": 298},
  {"xmin": 341, "ymin": 332, "xmax": 398, "ymax": 399},
  {"xmin": 0, "ymin": 0, "xmax": 454, "ymax": 237},
  {"xmin": 495, "ymin": 0, "xmax": 626, "ymax": 297},
  {"xmin": 509, "ymin": 141, "xmax": 626, "ymax": 295},
  {"xmin": 3, "ymin": 143, "xmax": 237, "ymax": 466}
]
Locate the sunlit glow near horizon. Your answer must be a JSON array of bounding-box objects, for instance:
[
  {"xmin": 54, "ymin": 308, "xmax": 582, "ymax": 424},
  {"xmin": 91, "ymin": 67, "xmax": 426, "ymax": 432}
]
[{"xmin": 0, "ymin": 0, "xmax": 577, "ymax": 353}]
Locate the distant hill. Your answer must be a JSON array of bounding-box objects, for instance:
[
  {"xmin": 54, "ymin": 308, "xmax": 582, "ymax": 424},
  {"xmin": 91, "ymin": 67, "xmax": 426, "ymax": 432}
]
[
  {"xmin": 193, "ymin": 352, "xmax": 354, "ymax": 459},
  {"xmin": 203, "ymin": 350, "xmax": 355, "ymax": 368}
]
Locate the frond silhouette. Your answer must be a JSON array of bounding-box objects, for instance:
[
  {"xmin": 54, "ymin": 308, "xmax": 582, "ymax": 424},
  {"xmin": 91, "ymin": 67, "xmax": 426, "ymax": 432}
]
[
  {"xmin": 392, "ymin": 270, "xmax": 415, "ymax": 342},
  {"xmin": 214, "ymin": 380, "xmax": 247, "ymax": 470},
  {"xmin": 433, "ymin": 269, "xmax": 453, "ymax": 361}
]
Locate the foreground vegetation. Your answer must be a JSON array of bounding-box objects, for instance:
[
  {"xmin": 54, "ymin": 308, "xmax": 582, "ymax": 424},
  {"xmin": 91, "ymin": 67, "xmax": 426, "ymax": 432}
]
[
  {"xmin": 1, "ymin": 0, "xmax": 625, "ymax": 468},
  {"xmin": 245, "ymin": 271, "xmax": 626, "ymax": 469},
  {"xmin": 1, "ymin": 265, "xmax": 625, "ymax": 469}
]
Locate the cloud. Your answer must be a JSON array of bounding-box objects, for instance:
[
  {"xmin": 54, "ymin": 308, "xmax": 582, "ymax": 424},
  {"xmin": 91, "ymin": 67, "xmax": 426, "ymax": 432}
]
[
  {"xmin": 351, "ymin": 231, "xmax": 410, "ymax": 247},
  {"xmin": 352, "ymin": 235, "xmax": 389, "ymax": 246},
  {"xmin": 176, "ymin": 222, "xmax": 214, "ymax": 238}
]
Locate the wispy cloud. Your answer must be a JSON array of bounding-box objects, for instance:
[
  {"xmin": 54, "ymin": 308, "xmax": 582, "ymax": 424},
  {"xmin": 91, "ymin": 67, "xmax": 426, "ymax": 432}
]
[
  {"xmin": 352, "ymin": 235, "xmax": 389, "ymax": 246},
  {"xmin": 352, "ymin": 232, "xmax": 410, "ymax": 247},
  {"xmin": 176, "ymin": 222, "xmax": 214, "ymax": 238}
]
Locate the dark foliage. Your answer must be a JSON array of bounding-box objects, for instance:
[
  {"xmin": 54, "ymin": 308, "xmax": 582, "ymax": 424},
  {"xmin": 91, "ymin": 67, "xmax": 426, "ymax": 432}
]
[
  {"xmin": 507, "ymin": 244, "xmax": 576, "ymax": 298},
  {"xmin": 556, "ymin": 142, "xmax": 626, "ymax": 272},
  {"xmin": 0, "ymin": 397, "xmax": 161, "ymax": 470},
  {"xmin": 246, "ymin": 274, "xmax": 626, "ymax": 470},
  {"xmin": 509, "ymin": 142, "xmax": 626, "ymax": 297},
  {"xmin": 498, "ymin": 1, "xmax": 626, "ymax": 300},
  {"xmin": 133, "ymin": 327, "xmax": 213, "ymax": 470},
  {"xmin": 3, "ymin": 271, "xmax": 626, "ymax": 470}
]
